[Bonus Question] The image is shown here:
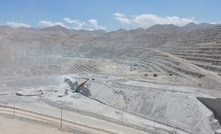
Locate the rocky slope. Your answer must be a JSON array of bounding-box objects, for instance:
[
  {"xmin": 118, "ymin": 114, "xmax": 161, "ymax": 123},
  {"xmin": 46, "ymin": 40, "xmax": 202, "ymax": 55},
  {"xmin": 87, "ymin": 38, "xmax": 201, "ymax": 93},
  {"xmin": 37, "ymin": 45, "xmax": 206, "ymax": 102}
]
[
  {"xmin": 1, "ymin": 23, "xmax": 220, "ymax": 59},
  {"xmin": 1, "ymin": 23, "xmax": 221, "ymax": 86}
]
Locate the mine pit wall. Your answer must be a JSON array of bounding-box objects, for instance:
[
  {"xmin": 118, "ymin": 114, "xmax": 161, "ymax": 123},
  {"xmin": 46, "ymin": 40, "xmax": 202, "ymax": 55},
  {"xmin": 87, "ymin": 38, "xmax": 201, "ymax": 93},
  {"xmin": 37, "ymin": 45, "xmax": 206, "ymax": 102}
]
[
  {"xmin": 88, "ymin": 81, "xmax": 220, "ymax": 134},
  {"xmin": 1, "ymin": 75, "xmax": 67, "ymax": 92}
]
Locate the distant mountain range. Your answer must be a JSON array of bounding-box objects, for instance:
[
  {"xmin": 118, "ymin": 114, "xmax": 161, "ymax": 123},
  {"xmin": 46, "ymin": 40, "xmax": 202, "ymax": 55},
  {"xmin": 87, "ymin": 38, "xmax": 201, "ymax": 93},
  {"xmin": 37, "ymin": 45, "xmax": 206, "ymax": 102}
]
[{"xmin": 0, "ymin": 22, "xmax": 221, "ymax": 66}]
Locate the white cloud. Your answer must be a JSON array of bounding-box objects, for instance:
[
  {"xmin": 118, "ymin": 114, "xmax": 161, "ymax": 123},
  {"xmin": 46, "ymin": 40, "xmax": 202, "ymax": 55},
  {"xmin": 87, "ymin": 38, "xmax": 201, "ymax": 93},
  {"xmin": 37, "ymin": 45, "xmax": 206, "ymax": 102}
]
[
  {"xmin": 6, "ymin": 22, "xmax": 31, "ymax": 28},
  {"xmin": 132, "ymin": 14, "xmax": 198, "ymax": 26},
  {"xmin": 64, "ymin": 18, "xmax": 86, "ymax": 30},
  {"xmin": 88, "ymin": 19, "xmax": 105, "ymax": 30},
  {"xmin": 114, "ymin": 12, "xmax": 131, "ymax": 25},
  {"xmin": 210, "ymin": 21, "xmax": 221, "ymax": 24},
  {"xmin": 114, "ymin": 12, "xmax": 199, "ymax": 27},
  {"xmin": 114, "ymin": 12, "xmax": 125, "ymax": 18},
  {"xmin": 38, "ymin": 20, "xmax": 70, "ymax": 29},
  {"xmin": 210, "ymin": 22, "xmax": 218, "ymax": 24},
  {"xmin": 38, "ymin": 18, "xmax": 105, "ymax": 31},
  {"xmin": 65, "ymin": 18, "xmax": 105, "ymax": 30}
]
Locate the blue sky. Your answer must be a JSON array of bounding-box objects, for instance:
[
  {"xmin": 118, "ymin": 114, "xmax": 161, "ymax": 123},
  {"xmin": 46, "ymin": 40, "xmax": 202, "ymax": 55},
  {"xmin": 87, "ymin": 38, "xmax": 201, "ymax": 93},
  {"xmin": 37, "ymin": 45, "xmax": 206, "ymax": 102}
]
[{"xmin": 0, "ymin": 0, "xmax": 221, "ymax": 31}]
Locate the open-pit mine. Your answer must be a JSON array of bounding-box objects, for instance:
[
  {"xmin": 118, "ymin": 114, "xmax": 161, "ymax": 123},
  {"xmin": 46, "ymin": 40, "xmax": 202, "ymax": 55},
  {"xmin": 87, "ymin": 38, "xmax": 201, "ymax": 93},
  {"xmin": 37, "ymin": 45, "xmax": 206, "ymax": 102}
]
[{"xmin": 1, "ymin": 23, "xmax": 221, "ymax": 134}]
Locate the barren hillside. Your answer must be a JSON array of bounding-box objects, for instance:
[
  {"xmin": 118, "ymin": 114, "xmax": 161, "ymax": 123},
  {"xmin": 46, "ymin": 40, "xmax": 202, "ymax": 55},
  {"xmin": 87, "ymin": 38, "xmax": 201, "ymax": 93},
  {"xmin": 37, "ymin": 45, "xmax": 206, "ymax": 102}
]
[{"xmin": 1, "ymin": 23, "xmax": 221, "ymax": 87}]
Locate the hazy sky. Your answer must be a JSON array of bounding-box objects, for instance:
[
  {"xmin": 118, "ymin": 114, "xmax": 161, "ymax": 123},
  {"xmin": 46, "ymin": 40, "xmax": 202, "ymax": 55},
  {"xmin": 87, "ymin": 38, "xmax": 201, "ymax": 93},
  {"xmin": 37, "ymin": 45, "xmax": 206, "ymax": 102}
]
[{"xmin": 0, "ymin": 0, "xmax": 220, "ymax": 31}]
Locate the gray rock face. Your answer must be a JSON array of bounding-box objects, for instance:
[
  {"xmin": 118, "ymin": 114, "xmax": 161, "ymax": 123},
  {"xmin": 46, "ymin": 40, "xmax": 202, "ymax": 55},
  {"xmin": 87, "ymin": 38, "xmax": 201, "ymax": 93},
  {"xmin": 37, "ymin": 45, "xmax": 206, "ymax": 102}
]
[{"xmin": 87, "ymin": 80, "xmax": 219, "ymax": 134}]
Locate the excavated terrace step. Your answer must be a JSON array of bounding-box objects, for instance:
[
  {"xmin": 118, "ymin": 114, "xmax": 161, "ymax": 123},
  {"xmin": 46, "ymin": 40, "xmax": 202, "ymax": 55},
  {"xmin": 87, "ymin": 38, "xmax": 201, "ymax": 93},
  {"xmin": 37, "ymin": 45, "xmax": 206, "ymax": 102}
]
[
  {"xmin": 168, "ymin": 53, "xmax": 221, "ymax": 60},
  {"xmin": 177, "ymin": 56, "xmax": 221, "ymax": 65},
  {"xmin": 140, "ymin": 58, "xmax": 205, "ymax": 78}
]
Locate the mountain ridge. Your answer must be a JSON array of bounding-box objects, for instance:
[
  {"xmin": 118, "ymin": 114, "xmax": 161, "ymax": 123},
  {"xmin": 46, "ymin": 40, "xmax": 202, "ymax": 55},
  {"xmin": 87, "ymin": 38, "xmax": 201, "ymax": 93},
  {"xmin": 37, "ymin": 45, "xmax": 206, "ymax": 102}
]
[{"xmin": 0, "ymin": 22, "xmax": 221, "ymax": 60}]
